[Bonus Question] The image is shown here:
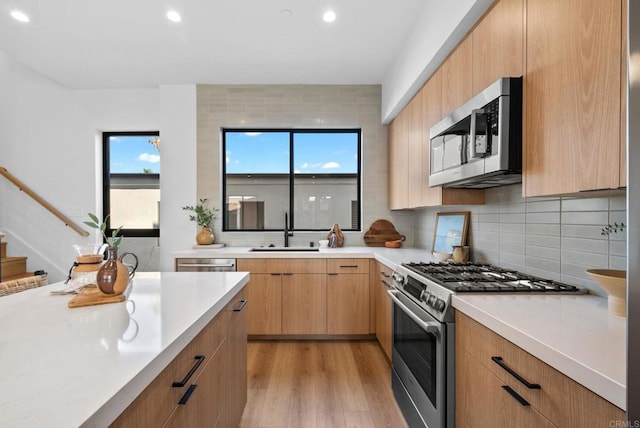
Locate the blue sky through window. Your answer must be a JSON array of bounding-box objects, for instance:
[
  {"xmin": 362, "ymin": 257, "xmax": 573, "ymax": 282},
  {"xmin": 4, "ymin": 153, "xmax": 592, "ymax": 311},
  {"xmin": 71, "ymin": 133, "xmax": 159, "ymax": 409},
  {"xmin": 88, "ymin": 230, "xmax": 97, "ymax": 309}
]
[
  {"xmin": 225, "ymin": 131, "xmax": 358, "ymax": 174},
  {"xmin": 109, "ymin": 135, "xmax": 160, "ymax": 173}
]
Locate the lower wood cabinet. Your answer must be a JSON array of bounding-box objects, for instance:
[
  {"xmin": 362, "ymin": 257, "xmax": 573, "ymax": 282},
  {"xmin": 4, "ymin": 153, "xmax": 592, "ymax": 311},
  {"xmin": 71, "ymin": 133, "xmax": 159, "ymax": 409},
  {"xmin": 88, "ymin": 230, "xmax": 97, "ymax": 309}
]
[
  {"xmin": 374, "ymin": 261, "xmax": 393, "ymax": 360},
  {"xmin": 239, "ymin": 258, "xmax": 372, "ymax": 336},
  {"xmin": 111, "ymin": 286, "xmax": 247, "ymax": 428},
  {"xmin": 456, "ymin": 312, "xmax": 625, "ymax": 428},
  {"xmin": 327, "ymin": 259, "xmax": 370, "ymax": 335}
]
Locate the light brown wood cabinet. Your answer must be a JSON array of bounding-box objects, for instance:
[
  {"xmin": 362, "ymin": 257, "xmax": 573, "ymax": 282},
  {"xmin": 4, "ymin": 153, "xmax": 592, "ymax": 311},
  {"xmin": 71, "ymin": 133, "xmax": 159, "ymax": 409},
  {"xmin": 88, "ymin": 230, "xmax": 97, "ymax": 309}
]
[
  {"xmin": 238, "ymin": 258, "xmax": 326, "ymax": 335},
  {"xmin": 240, "ymin": 258, "xmax": 375, "ymax": 336},
  {"xmin": 441, "ymin": 35, "xmax": 473, "ymax": 117},
  {"xmin": 111, "ymin": 286, "xmax": 247, "ymax": 428},
  {"xmin": 523, "ymin": 0, "xmax": 625, "ymax": 196},
  {"xmin": 374, "ymin": 261, "xmax": 394, "ymax": 361},
  {"xmin": 455, "ymin": 312, "xmax": 625, "ymax": 428},
  {"xmin": 388, "ymin": 108, "xmax": 409, "ymax": 210},
  {"xmin": 326, "ymin": 259, "xmax": 370, "ymax": 334},
  {"xmin": 471, "ymin": 0, "xmax": 524, "ymax": 94}
]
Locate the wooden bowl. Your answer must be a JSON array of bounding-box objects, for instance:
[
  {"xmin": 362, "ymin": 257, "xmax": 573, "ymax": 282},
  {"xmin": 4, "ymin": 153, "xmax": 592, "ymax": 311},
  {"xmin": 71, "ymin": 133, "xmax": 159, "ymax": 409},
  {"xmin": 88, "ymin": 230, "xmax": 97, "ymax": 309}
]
[
  {"xmin": 587, "ymin": 269, "xmax": 626, "ymax": 317},
  {"xmin": 385, "ymin": 240, "xmax": 402, "ymax": 248}
]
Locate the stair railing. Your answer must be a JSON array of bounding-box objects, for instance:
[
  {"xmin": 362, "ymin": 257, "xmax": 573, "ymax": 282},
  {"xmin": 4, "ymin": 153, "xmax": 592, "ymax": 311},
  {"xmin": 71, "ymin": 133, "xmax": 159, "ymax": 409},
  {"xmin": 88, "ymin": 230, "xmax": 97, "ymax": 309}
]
[{"xmin": 0, "ymin": 167, "xmax": 89, "ymax": 237}]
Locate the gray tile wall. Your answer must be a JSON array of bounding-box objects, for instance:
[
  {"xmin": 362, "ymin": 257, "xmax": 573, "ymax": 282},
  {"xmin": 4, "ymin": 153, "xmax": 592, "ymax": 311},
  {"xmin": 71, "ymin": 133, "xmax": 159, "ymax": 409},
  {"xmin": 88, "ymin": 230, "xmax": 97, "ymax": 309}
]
[{"xmin": 413, "ymin": 184, "xmax": 626, "ymax": 296}]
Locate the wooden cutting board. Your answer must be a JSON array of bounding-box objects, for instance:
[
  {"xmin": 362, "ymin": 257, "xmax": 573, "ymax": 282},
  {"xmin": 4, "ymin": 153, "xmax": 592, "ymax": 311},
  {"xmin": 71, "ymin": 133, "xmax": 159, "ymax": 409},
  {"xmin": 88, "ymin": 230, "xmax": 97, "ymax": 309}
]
[
  {"xmin": 363, "ymin": 219, "xmax": 406, "ymax": 247},
  {"xmin": 68, "ymin": 286, "xmax": 125, "ymax": 308}
]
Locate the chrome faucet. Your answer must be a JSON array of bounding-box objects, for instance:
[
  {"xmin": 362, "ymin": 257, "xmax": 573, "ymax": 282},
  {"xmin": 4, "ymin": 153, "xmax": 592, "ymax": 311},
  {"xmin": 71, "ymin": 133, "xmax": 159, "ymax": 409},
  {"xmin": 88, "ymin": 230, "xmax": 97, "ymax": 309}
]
[{"xmin": 284, "ymin": 211, "xmax": 293, "ymax": 247}]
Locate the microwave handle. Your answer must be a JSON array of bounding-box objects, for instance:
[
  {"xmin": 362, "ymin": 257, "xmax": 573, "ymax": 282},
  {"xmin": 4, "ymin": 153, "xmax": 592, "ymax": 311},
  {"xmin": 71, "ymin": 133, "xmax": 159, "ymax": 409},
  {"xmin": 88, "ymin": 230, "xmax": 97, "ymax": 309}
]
[{"xmin": 470, "ymin": 108, "xmax": 487, "ymax": 158}]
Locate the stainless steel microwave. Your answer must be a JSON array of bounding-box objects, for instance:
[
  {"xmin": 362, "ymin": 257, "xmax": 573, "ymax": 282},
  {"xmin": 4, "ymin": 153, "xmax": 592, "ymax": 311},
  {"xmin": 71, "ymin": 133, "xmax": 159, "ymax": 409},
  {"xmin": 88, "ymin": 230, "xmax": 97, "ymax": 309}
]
[{"xmin": 429, "ymin": 77, "xmax": 523, "ymax": 189}]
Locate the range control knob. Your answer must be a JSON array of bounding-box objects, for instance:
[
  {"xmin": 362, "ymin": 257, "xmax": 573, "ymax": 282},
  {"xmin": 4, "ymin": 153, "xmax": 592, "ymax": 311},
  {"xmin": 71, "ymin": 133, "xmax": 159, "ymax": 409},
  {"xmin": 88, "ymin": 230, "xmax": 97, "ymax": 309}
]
[
  {"xmin": 420, "ymin": 290, "xmax": 430, "ymax": 302},
  {"xmin": 427, "ymin": 295, "xmax": 437, "ymax": 306},
  {"xmin": 434, "ymin": 299, "xmax": 446, "ymax": 312},
  {"xmin": 392, "ymin": 273, "xmax": 405, "ymax": 285}
]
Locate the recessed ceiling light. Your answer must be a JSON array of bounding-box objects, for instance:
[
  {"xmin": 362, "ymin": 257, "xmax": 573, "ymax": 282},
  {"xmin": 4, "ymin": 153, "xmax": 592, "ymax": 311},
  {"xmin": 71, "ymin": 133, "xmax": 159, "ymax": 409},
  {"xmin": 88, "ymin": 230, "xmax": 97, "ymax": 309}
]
[
  {"xmin": 10, "ymin": 10, "xmax": 30, "ymax": 23},
  {"xmin": 323, "ymin": 10, "xmax": 336, "ymax": 23},
  {"xmin": 166, "ymin": 10, "xmax": 181, "ymax": 23}
]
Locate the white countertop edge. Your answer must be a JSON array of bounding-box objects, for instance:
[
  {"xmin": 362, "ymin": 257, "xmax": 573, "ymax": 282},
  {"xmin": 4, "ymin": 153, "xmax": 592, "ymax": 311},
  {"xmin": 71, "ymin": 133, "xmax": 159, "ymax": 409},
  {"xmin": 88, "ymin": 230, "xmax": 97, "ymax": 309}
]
[
  {"xmin": 452, "ymin": 295, "xmax": 626, "ymax": 410},
  {"xmin": 82, "ymin": 274, "xmax": 250, "ymax": 427}
]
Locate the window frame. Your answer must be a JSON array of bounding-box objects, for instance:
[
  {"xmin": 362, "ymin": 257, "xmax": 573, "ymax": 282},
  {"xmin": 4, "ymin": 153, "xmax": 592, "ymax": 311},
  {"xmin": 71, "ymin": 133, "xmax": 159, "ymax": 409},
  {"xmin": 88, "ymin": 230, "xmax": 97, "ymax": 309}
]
[
  {"xmin": 102, "ymin": 131, "xmax": 160, "ymax": 239},
  {"xmin": 222, "ymin": 128, "xmax": 362, "ymax": 232}
]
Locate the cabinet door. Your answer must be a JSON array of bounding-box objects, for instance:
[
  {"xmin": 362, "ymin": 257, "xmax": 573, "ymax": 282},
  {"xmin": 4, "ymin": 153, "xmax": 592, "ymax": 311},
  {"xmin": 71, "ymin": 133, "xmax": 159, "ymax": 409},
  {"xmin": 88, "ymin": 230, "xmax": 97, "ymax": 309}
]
[
  {"xmin": 163, "ymin": 341, "xmax": 227, "ymax": 428},
  {"xmin": 225, "ymin": 287, "xmax": 248, "ymax": 427},
  {"xmin": 407, "ymin": 91, "xmax": 425, "ymax": 208},
  {"xmin": 441, "ymin": 35, "xmax": 473, "ymax": 116},
  {"xmin": 247, "ymin": 273, "xmax": 282, "ymax": 335},
  {"xmin": 375, "ymin": 263, "xmax": 393, "ymax": 360},
  {"xmin": 388, "ymin": 110, "xmax": 409, "ymax": 209},
  {"xmin": 472, "ymin": 0, "xmax": 524, "ymax": 93},
  {"xmin": 282, "ymin": 274, "xmax": 327, "ymax": 334},
  {"xmin": 327, "ymin": 273, "xmax": 369, "ymax": 334},
  {"xmin": 524, "ymin": 0, "xmax": 623, "ymax": 196},
  {"xmin": 456, "ymin": 345, "xmax": 554, "ymax": 428}
]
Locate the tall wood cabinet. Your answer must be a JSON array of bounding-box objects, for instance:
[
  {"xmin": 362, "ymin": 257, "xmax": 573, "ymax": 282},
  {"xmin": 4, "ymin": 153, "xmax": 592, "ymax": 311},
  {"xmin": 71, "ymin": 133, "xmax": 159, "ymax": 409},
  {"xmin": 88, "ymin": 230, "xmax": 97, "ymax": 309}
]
[
  {"xmin": 523, "ymin": 0, "xmax": 625, "ymax": 196},
  {"xmin": 388, "ymin": 110, "xmax": 409, "ymax": 210},
  {"xmin": 456, "ymin": 312, "xmax": 625, "ymax": 428},
  {"xmin": 441, "ymin": 35, "xmax": 474, "ymax": 116},
  {"xmin": 326, "ymin": 259, "xmax": 370, "ymax": 334}
]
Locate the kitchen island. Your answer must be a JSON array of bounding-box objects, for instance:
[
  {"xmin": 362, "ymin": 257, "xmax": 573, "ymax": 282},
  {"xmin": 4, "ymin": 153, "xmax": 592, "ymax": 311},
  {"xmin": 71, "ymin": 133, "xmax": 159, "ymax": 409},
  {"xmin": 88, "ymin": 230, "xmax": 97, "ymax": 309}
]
[{"xmin": 0, "ymin": 271, "xmax": 249, "ymax": 427}]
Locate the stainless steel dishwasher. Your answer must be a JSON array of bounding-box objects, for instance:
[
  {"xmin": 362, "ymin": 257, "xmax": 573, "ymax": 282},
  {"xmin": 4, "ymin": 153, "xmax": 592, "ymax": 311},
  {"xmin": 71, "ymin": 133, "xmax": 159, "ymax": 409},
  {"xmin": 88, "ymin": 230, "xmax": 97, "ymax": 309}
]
[{"xmin": 174, "ymin": 258, "xmax": 237, "ymax": 272}]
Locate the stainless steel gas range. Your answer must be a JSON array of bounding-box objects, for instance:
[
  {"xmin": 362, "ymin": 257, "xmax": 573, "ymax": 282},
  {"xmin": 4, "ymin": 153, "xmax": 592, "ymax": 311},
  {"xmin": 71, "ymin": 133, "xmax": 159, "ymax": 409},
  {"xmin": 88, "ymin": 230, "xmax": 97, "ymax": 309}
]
[{"xmin": 388, "ymin": 262, "xmax": 587, "ymax": 428}]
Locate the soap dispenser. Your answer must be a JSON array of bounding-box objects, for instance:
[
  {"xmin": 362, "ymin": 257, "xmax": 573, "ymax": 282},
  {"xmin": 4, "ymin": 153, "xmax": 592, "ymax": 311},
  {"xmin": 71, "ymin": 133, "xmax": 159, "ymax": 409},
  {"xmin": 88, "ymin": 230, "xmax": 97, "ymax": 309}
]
[{"xmin": 328, "ymin": 232, "xmax": 338, "ymax": 248}]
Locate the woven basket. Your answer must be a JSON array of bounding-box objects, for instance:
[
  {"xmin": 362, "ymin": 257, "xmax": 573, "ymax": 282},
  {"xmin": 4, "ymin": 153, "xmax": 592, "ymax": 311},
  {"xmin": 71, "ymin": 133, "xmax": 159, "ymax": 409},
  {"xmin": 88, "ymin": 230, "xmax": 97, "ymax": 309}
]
[{"xmin": 0, "ymin": 274, "xmax": 48, "ymax": 297}]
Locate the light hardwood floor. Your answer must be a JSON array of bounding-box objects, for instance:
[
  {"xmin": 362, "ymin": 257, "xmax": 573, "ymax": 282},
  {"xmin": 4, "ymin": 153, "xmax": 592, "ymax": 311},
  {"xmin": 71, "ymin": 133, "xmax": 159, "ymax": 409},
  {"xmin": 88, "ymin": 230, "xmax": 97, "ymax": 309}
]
[{"xmin": 240, "ymin": 340, "xmax": 408, "ymax": 428}]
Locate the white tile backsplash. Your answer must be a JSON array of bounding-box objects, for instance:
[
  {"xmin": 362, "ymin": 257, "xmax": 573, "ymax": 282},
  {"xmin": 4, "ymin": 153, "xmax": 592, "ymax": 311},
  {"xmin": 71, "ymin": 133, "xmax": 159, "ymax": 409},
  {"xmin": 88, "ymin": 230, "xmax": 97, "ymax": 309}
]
[{"xmin": 414, "ymin": 184, "xmax": 627, "ymax": 296}]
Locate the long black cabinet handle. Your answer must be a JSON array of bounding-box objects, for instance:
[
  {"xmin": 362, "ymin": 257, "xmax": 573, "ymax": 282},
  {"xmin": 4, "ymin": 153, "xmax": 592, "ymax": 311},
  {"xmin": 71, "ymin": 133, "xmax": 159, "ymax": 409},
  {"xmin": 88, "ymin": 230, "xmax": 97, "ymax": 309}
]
[
  {"xmin": 282, "ymin": 273, "xmax": 293, "ymax": 276},
  {"xmin": 270, "ymin": 273, "xmax": 282, "ymax": 276},
  {"xmin": 380, "ymin": 271, "xmax": 392, "ymax": 278},
  {"xmin": 381, "ymin": 280, "xmax": 393, "ymax": 289},
  {"xmin": 233, "ymin": 299, "xmax": 248, "ymax": 312},
  {"xmin": 501, "ymin": 385, "xmax": 530, "ymax": 406},
  {"xmin": 339, "ymin": 265, "xmax": 359, "ymax": 268},
  {"xmin": 492, "ymin": 356, "xmax": 541, "ymax": 389},
  {"xmin": 172, "ymin": 355, "xmax": 205, "ymax": 387},
  {"xmin": 178, "ymin": 384, "xmax": 198, "ymax": 405},
  {"xmin": 328, "ymin": 273, "xmax": 339, "ymax": 276}
]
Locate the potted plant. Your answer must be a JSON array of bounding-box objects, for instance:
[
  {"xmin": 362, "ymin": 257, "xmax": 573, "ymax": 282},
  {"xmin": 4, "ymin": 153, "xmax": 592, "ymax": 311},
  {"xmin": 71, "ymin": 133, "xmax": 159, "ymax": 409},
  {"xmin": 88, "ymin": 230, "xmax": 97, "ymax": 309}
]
[
  {"xmin": 183, "ymin": 198, "xmax": 219, "ymax": 245},
  {"xmin": 587, "ymin": 222, "xmax": 627, "ymax": 317}
]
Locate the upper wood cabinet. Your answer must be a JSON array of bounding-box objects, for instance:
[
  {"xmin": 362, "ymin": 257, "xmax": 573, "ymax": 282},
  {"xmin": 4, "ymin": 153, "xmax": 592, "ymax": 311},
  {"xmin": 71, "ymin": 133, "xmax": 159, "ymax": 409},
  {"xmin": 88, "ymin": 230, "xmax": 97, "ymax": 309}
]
[
  {"xmin": 407, "ymin": 90, "xmax": 424, "ymax": 208},
  {"xmin": 471, "ymin": 0, "xmax": 524, "ymax": 93},
  {"xmin": 441, "ymin": 35, "xmax": 473, "ymax": 116},
  {"xmin": 388, "ymin": 109, "xmax": 409, "ymax": 209},
  {"xmin": 523, "ymin": 0, "xmax": 624, "ymax": 196}
]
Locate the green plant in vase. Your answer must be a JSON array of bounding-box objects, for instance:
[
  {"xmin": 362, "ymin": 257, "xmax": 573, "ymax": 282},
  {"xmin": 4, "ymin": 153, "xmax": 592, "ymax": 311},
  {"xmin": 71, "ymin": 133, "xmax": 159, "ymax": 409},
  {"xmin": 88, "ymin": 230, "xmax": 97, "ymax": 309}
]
[
  {"xmin": 183, "ymin": 198, "xmax": 219, "ymax": 245},
  {"xmin": 83, "ymin": 213, "xmax": 124, "ymax": 248}
]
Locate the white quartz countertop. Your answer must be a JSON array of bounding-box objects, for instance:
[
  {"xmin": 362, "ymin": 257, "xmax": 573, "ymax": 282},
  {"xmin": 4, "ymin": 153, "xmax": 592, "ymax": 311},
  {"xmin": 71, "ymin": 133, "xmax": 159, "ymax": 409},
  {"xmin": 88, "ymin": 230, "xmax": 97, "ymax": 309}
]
[
  {"xmin": 173, "ymin": 245, "xmax": 432, "ymax": 270},
  {"xmin": 452, "ymin": 294, "xmax": 626, "ymax": 410},
  {"xmin": 0, "ymin": 271, "xmax": 249, "ymax": 428}
]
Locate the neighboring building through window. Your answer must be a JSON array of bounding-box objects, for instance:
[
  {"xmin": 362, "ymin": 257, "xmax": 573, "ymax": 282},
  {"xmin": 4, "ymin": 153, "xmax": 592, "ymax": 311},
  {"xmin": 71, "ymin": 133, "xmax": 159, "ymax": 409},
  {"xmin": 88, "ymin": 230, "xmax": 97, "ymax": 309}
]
[
  {"xmin": 223, "ymin": 129, "xmax": 361, "ymax": 231},
  {"xmin": 102, "ymin": 131, "xmax": 160, "ymax": 238}
]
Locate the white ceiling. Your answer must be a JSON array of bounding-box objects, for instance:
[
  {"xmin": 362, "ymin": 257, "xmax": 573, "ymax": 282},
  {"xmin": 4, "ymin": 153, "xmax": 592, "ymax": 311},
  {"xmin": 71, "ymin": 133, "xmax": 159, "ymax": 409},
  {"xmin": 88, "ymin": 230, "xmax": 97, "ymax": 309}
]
[{"xmin": 0, "ymin": 0, "xmax": 427, "ymax": 90}]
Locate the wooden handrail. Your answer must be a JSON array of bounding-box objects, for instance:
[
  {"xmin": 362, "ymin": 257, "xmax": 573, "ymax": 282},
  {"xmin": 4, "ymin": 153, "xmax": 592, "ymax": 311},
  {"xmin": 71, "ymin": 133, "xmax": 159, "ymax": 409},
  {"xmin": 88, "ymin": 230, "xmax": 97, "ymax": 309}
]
[{"xmin": 0, "ymin": 167, "xmax": 89, "ymax": 237}]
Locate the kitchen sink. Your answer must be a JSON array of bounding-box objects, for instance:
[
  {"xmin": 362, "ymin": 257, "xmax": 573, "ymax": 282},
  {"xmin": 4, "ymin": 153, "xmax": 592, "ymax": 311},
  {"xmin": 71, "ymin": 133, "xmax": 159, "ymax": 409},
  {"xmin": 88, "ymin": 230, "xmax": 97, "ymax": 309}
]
[{"xmin": 250, "ymin": 247, "xmax": 319, "ymax": 252}]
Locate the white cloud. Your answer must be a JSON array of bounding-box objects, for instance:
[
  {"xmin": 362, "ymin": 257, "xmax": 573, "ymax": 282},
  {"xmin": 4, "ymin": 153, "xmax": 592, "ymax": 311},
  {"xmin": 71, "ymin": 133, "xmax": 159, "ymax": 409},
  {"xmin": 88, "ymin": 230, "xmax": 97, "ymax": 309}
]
[
  {"xmin": 301, "ymin": 162, "xmax": 309, "ymax": 168},
  {"xmin": 322, "ymin": 161, "xmax": 340, "ymax": 169},
  {"xmin": 226, "ymin": 156, "xmax": 230, "ymax": 163},
  {"xmin": 138, "ymin": 153, "xmax": 160, "ymax": 163}
]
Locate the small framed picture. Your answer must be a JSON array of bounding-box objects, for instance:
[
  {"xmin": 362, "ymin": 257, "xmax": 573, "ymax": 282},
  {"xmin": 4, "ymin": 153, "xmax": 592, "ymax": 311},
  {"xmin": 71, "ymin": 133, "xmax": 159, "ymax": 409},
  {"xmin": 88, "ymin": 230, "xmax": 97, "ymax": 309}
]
[{"xmin": 432, "ymin": 212, "xmax": 470, "ymax": 253}]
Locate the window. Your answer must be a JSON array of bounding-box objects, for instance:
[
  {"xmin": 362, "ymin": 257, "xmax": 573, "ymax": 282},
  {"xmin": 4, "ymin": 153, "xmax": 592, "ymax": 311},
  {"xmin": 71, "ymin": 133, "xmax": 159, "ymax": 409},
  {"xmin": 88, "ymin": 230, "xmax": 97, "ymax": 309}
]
[
  {"xmin": 223, "ymin": 129, "xmax": 361, "ymax": 231},
  {"xmin": 102, "ymin": 131, "xmax": 160, "ymax": 238}
]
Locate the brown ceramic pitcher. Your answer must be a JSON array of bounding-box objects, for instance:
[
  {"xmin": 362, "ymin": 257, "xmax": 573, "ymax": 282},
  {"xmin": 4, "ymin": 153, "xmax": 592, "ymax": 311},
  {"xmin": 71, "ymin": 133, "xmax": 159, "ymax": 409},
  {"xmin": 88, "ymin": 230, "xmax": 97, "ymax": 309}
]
[{"xmin": 96, "ymin": 247, "xmax": 138, "ymax": 295}]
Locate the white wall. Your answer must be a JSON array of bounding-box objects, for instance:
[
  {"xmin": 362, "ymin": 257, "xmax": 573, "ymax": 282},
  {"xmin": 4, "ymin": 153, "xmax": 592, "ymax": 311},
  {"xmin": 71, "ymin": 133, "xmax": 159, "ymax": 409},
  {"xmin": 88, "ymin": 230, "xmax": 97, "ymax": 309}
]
[
  {"xmin": 0, "ymin": 51, "xmax": 160, "ymax": 282},
  {"xmin": 158, "ymin": 85, "xmax": 197, "ymax": 272},
  {"xmin": 380, "ymin": 0, "xmax": 495, "ymax": 123}
]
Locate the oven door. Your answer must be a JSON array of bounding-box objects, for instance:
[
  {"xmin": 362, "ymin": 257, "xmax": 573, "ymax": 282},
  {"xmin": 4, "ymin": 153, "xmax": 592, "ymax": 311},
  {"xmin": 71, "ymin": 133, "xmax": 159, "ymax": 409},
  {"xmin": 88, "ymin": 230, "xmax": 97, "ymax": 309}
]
[{"xmin": 388, "ymin": 289, "xmax": 447, "ymax": 428}]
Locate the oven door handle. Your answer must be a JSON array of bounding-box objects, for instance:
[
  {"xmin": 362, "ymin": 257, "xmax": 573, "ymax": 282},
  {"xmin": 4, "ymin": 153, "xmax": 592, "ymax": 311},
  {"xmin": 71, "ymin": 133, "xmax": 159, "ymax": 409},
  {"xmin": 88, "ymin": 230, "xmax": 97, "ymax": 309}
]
[{"xmin": 387, "ymin": 290, "xmax": 441, "ymax": 338}]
